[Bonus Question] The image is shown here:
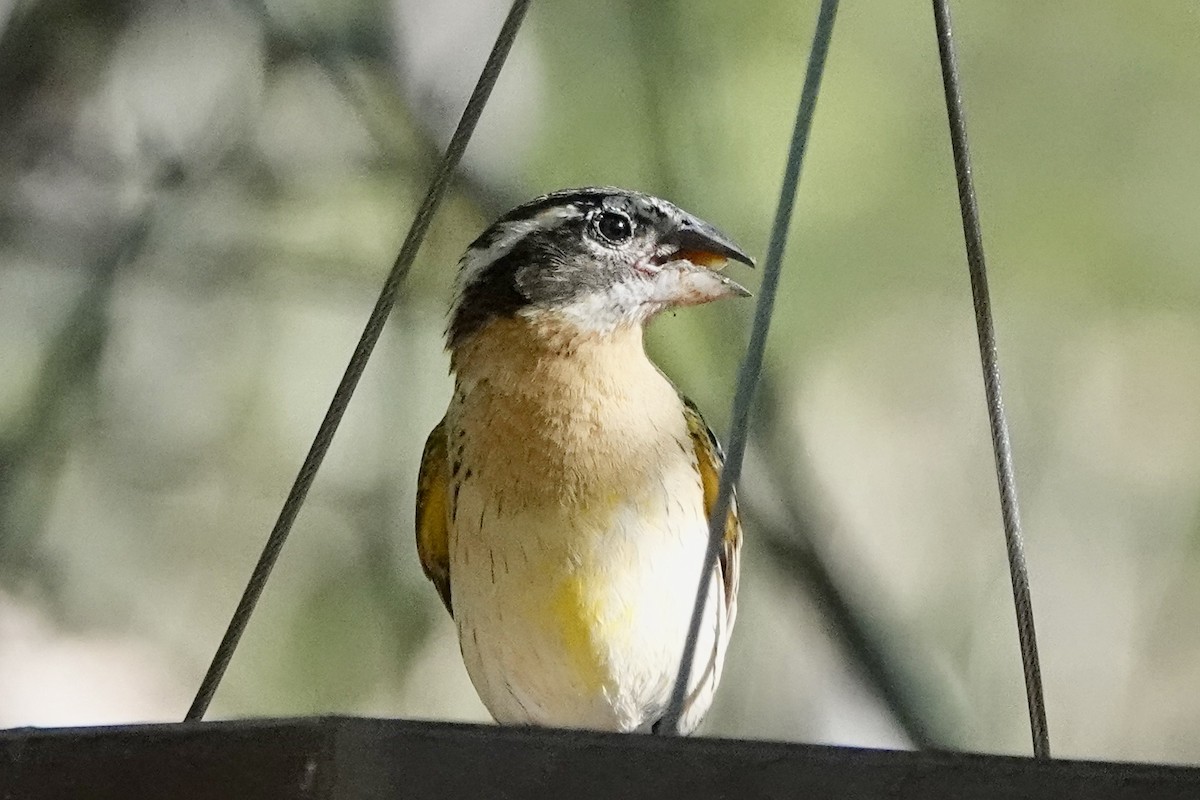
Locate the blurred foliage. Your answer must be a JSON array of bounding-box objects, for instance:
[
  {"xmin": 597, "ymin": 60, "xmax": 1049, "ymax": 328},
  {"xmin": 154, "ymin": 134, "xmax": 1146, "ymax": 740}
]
[{"xmin": 1, "ymin": 0, "xmax": 1200, "ymax": 766}]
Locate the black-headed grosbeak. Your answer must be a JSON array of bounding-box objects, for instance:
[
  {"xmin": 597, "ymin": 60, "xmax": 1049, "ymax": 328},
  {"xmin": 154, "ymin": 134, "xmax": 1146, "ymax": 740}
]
[{"xmin": 416, "ymin": 187, "xmax": 751, "ymax": 734}]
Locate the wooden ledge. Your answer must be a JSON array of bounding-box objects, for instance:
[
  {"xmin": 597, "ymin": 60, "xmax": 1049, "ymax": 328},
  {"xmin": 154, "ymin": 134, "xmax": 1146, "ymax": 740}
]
[{"xmin": 1, "ymin": 716, "xmax": 1197, "ymax": 799}]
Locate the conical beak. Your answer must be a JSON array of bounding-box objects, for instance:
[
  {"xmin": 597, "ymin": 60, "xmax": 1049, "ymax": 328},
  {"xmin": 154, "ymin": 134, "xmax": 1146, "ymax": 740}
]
[
  {"xmin": 660, "ymin": 216, "xmax": 756, "ymax": 270},
  {"xmin": 653, "ymin": 215, "xmax": 754, "ymax": 306}
]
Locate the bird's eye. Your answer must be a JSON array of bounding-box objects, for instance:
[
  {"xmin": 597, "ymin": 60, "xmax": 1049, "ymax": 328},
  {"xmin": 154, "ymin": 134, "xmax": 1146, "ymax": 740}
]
[{"xmin": 592, "ymin": 210, "xmax": 634, "ymax": 245}]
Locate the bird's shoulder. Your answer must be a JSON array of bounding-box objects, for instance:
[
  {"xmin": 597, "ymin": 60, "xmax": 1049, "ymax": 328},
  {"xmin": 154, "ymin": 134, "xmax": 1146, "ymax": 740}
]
[
  {"xmin": 415, "ymin": 416, "xmax": 453, "ymax": 615},
  {"xmin": 678, "ymin": 394, "xmax": 742, "ymax": 614}
]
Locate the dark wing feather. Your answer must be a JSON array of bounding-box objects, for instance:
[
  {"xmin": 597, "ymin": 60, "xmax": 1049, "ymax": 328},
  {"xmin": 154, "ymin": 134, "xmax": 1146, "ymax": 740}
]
[
  {"xmin": 681, "ymin": 397, "xmax": 741, "ymax": 618},
  {"xmin": 415, "ymin": 417, "xmax": 453, "ymax": 615}
]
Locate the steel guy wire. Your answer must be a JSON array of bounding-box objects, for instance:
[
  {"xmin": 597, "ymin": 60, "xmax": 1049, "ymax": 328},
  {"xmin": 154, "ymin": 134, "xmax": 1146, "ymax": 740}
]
[
  {"xmin": 658, "ymin": 0, "xmax": 840, "ymax": 735},
  {"xmin": 184, "ymin": 0, "xmax": 534, "ymax": 722},
  {"xmin": 931, "ymin": 0, "xmax": 1050, "ymax": 759}
]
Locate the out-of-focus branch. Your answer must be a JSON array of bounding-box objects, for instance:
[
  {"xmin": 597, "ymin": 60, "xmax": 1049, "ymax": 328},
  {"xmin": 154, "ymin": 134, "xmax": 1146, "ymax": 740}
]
[
  {"xmin": 745, "ymin": 373, "xmax": 968, "ymax": 748},
  {"xmin": 0, "ymin": 219, "xmax": 149, "ymax": 578},
  {"xmin": 244, "ymin": 0, "xmax": 521, "ymax": 214}
]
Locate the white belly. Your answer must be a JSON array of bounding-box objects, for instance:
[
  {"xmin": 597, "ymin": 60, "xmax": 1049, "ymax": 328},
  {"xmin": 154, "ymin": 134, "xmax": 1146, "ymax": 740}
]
[{"xmin": 449, "ymin": 458, "xmax": 728, "ymax": 733}]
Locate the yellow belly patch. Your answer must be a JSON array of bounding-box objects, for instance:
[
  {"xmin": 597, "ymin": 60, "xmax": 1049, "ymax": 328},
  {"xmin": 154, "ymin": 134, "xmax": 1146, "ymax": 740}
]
[{"xmin": 549, "ymin": 572, "xmax": 608, "ymax": 694}]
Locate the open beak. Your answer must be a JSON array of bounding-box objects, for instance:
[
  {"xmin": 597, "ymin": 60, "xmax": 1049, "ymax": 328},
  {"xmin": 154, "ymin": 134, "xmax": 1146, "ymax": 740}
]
[
  {"xmin": 653, "ymin": 215, "xmax": 754, "ymax": 306},
  {"xmin": 661, "ymin": 217, "xmax": 756, "ymax": 270}
]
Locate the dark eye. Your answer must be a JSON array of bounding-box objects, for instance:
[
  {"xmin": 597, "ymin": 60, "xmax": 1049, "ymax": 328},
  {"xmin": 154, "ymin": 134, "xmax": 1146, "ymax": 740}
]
[{"xmin": 592, "ymin": 210, "xmax": 634, "ymax": 245}]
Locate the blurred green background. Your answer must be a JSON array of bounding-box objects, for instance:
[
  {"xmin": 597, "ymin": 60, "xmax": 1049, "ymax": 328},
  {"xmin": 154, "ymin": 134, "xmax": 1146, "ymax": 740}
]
[{"xmin": 2, "ymin": 0, "xmax": 1200, "ymax": 764}]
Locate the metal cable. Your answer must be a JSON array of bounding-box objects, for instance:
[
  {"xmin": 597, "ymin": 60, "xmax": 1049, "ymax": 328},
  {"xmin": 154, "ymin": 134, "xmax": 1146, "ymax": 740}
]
[
  {"xmin": 184, "ymin": 0, "xmax": 534, "ymax": 722},
  {"xmin": 658, "ymin": 0, "xmax": 840, "ymax": 735},
  {"xmin": 931, "ymin": 0, "xmax": 1050, "ymax": 759}
]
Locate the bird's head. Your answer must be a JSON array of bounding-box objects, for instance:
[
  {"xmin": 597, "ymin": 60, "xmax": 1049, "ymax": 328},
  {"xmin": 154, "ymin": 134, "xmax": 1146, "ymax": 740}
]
[{"xmin": 447, "ymin": 187, "xmax": 754, "ymax": 350}]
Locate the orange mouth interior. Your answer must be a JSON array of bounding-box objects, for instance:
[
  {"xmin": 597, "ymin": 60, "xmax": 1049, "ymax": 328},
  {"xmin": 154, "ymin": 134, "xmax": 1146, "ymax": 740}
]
[{"xmin": 677, "ymin": 249, "xmax": 729, "ymax": 269}]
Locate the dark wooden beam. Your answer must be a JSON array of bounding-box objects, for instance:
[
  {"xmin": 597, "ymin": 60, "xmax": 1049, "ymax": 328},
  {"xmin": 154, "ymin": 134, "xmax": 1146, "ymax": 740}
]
[{"xmin": 1, "ymin": 716, "xmax": 1197, "ymax": 799}]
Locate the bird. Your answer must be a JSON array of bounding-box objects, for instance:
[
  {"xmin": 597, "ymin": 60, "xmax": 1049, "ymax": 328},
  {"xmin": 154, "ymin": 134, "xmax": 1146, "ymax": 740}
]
[{"xmin": 415, "ymin": 186, "xmax": 752, "ymax": 735}]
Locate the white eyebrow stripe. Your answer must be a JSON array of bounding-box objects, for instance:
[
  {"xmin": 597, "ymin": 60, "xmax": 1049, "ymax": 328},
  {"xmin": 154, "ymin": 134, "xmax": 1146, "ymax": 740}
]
[{"xmin": 453, "ymin": 205, "xmax": 582, "ymax": 297}]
